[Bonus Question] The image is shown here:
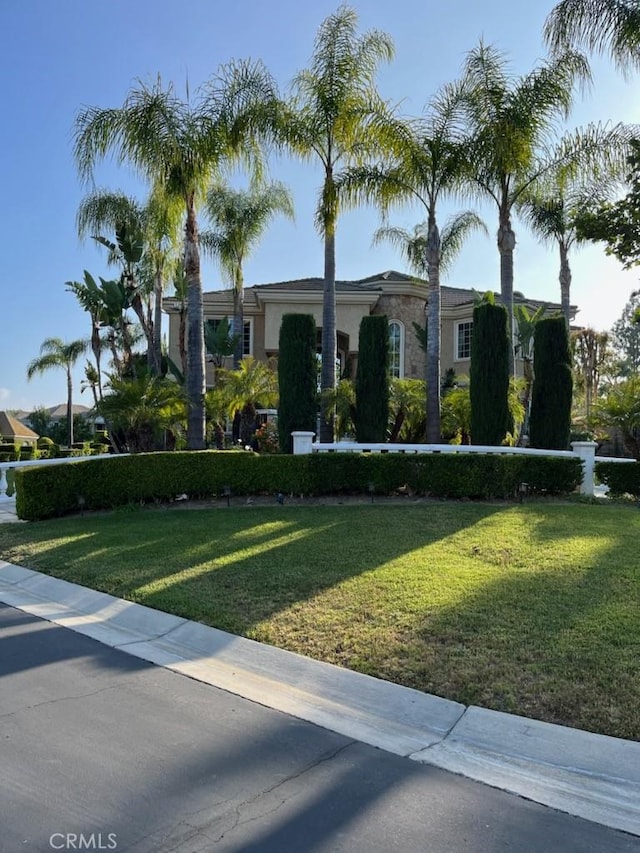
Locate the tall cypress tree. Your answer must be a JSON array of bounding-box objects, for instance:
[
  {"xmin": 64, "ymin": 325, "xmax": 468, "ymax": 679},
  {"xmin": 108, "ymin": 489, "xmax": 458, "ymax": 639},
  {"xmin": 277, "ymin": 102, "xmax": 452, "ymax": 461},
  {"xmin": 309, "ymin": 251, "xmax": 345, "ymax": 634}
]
[
  {"xmin": 470, "ymin": 297, "xmax": 511, "ymax": 445},
  {"xmin": 529, "ymin": 316, "xmax": 573, "ymax": 450},
  {"xmin": 277, "ymin": 314, "xmax": 317, "ymax": 453},
  {"xmin": 355, "ymin": 315, "xmax": 389, "ymax": 442}
]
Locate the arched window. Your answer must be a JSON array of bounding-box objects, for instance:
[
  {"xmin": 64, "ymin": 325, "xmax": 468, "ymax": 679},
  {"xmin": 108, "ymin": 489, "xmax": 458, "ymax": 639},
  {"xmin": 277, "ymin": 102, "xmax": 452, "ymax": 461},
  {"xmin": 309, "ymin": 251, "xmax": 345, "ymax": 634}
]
[{"xmin": 388, "ymin": 320, "xmax": 404, "ymax": 378}]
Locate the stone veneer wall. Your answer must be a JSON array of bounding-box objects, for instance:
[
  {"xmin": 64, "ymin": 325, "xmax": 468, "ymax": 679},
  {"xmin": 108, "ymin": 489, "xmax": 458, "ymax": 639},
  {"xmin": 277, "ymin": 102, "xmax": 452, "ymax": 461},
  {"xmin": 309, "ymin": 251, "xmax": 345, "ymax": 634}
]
[{"xmin": 372, "ymin": 294, "xmax": 426, "ymax": 380}]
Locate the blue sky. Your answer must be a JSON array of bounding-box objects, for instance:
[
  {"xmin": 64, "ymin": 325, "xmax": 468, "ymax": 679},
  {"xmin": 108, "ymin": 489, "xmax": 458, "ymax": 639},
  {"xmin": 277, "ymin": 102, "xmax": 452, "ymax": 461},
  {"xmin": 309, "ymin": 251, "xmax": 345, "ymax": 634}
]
[{"xmin": 1, "ymin": 0, "xmax": 639, "ymax": 411}]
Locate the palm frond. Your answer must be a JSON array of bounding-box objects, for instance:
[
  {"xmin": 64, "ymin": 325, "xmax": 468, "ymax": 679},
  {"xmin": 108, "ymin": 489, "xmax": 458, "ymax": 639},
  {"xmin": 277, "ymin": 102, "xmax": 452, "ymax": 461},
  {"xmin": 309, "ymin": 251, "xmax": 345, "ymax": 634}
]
[{"xmin": 544, "ymin": 0, "xmax": 640, "ymax": 75}]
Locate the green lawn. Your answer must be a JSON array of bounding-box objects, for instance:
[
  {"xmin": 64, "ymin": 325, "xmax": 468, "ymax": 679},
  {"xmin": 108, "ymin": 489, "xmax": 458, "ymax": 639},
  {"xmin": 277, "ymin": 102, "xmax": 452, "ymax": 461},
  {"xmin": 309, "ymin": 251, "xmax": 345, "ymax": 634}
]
[{"xmin": 1, "ymin": 500, "xmax": 638, "ymax": 741}]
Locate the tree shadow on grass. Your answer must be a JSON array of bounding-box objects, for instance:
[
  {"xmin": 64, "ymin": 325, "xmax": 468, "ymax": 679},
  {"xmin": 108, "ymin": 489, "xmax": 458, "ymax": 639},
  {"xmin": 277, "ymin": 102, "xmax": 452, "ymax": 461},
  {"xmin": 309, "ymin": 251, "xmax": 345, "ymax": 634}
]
[
  {"xmin": 2, "ymin": 501, "xmax": 638, "ymax": 739},
  {"xmin": 407, "ymin": 504, "xmax": 640, "ymax": 740},
  {"xmin": 0, "ymin": 502, "xmax": 502, "ymax": 628}
]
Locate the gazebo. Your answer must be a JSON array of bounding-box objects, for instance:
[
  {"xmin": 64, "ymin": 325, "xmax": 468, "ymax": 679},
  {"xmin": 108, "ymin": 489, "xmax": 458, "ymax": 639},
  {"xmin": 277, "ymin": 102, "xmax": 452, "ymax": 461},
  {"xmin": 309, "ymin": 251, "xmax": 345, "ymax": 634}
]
[{"xmin": 0, "ymin": 411, "xmax": 39, "ymax": 446}]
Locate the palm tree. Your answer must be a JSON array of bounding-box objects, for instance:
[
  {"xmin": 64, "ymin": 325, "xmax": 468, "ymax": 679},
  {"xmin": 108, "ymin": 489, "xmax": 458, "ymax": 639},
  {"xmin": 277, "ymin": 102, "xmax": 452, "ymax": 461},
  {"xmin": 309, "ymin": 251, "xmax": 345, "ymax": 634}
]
[
  {"xmin": 337, "ymin": 81, "xmax": 485, "ymax": 442},
  {"xmin": 278, "ymin": 5, "xmax": 394, "ymax": 441},
  {"xmin": 80, "ymin": 361, "xmax": 101, "ymax": 409},
  {"xmin": 200, "ymin": 182, "xmax": 294, "ymax": 367},
  {"xmin": 76, "ymin": 188, "xmax": 183, "ymax": 377},
  {"xmin": 66, "ymin": 270, "xmax": 107, "ymax": 398},
  {"xmin": 459, "ymin": 42, "xmax": 591, "ymax": 371},
  {"xmin": 67, "ymin": 272, "xmax": 136, "ymax": 381},
  {"xmin": 544, "ymin": 1, "xmax": 640, "ymax": 74},
  {"xmin": 516, "ymin": 124, "xmax": 631, "ymax": 327},
  {"xmin": 98, "ymin": 375, "xmax": 186, "ymax": 453},
  {"xmin": 73, "ymin": 63, "xmax": 276, "ymax": 449},
  {"xmin": 26, "ymin": 337, "xmax": 88, "ymax": 446},
  {"xmin": 513, "ymin": 304, "xmax": 546, "ymax": 436},
  {"xmin": 372, "ymin": 213, "xmax": 487, "ymax": 441},
  {"xmin": 217, "ymin": 356, "xmax": 278, "ymax": 446}
]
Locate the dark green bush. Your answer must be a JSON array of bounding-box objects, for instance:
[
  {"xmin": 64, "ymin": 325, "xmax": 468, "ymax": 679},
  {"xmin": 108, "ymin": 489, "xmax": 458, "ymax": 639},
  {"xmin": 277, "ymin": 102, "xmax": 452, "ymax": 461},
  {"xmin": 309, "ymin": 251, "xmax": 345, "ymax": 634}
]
[
  {"xmin": 14, "ymin": 451, "xmax": 583, "ymax": 521},
  {"xmin": 595, "ymin": 461, "xmax": 640, "ymax": 497},
  {"xmin": 529, "ymin": 316, "xmax": 573, "ymax": 450},
  {"xmin": 470, "ymin": 300, "xmax": 512, "ymax": 445},
  {"xmin": 355, "ymin": 315, "xmax": 389, "ymax": 442},
  {"xmin": 278, "ymin": 314, "xmax": 318, "ymax": 453}
]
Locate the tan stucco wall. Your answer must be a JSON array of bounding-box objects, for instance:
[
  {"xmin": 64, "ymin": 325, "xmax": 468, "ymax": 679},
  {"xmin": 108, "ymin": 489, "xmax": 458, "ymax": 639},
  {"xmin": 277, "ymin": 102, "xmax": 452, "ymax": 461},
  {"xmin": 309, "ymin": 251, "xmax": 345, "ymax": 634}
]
[
  {"xmin": 444, "ymin": 311, "xmax": 475, "ymax": 379},
  {"xmin": 263, "ymin": 300, "xmax": 372, "ymax": 354}
]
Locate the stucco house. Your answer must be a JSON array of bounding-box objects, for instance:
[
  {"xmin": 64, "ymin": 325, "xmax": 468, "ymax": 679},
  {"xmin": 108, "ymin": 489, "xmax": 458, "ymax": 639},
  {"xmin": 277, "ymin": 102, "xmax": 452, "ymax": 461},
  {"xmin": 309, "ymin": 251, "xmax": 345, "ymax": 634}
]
[{"xmin": 163, "ymin": 270, "xmax": 575, "ymax": 385}]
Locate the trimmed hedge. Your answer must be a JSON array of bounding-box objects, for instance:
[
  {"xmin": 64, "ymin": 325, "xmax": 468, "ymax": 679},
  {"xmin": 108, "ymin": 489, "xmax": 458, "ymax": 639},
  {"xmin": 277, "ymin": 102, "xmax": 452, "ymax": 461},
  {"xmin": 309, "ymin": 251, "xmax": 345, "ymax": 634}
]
[
  {"xmin": 355, "ymin": 315, "xmax": 389, "ymax": 442},
  {"xmin": 14, "ymin": 451, "xmax": 584, "ymax": 521},
  {"xmin": 470, "ymin": 300, "xmax": 511, "ymax": 445},
  {"xmin": 529, "ymin": 316, "xmax": 573, "ymax": 450},
  {"xmin": 595, "ymin": 461, "xmax": 640, "ymax": 497},
  {"xmin": 278, "ymin": 313, "xmax": 318, "ymax": 454}
]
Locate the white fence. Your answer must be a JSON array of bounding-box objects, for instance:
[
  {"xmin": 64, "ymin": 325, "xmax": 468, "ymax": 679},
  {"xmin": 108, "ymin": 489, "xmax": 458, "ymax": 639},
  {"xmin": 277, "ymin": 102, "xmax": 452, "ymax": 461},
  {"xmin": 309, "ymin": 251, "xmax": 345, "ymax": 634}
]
[{"xmin": 291, "ymin": 432, "xmax": 635, "ymax": 496}]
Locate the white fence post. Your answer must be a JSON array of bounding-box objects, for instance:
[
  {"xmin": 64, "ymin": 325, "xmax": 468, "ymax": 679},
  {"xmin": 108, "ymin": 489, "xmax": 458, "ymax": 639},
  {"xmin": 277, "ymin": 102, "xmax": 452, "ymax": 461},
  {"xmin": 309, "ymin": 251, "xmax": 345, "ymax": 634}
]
[
  {"xmin": 291, "ymin": 431, "xmax": 315, "ymax": 455},
  {"xmin": 571, "ymin": 441, "xmax": 598, "ymax": 496},
  {"xmin": 0, "ymin": 466, "xmax": 9, "ymax": 501}
]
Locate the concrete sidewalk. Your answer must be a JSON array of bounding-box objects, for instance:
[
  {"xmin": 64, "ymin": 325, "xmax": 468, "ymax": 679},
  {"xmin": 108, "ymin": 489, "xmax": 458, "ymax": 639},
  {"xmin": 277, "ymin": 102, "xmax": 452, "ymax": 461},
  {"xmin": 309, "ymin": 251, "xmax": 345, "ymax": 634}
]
[
  {"xmin": 0, "ymin": 559, "xmax": 638, "ymax": 838},
  {"xmin": 0, "ymin": 499, "xmax": 20, "ymax": 523}
]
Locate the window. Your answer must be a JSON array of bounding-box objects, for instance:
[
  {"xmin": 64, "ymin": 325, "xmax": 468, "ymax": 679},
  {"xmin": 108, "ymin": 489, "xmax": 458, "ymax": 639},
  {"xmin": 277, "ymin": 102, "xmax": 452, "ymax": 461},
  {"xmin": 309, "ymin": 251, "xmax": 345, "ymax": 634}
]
[
  {"xmin": 388, "ymin": 320, "xmax": 404, "ymax": 378},
  {"xmin": 456, "ymin": 321, "xmax": 473, "ymax": 360},
  {"xmin": 207, "ymin": 318, "xmax": 252, "ymax": 357},
  {"xmin": 242, "ymin": 319, "xmax": 253, "ymax": 357}
]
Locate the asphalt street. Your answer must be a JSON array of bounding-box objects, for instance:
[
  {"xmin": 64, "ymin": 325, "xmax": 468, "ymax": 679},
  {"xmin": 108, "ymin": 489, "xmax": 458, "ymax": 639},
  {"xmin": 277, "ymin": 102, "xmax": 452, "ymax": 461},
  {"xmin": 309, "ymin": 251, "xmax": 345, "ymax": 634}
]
[{"xmin": 0, "ymin": 602, "xmax": 638, "ymax": 853}]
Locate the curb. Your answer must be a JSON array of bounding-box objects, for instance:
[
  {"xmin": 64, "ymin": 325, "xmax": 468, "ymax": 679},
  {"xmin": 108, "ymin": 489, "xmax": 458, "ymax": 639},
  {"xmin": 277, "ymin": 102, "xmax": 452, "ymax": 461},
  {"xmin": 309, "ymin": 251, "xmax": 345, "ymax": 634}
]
[{"xmin": 1, "ymin": 560, "xmax": 638, "ymax": 837}]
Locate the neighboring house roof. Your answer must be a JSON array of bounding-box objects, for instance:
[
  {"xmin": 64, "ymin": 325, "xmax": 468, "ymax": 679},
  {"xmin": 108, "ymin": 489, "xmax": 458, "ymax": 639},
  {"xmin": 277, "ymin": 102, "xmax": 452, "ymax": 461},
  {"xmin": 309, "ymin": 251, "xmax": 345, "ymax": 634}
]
[
  {"xmin": 45, "ymin": 404, "xmax": 91, "ymax": 420},
  {"xmin": 0, "ymin": 411, "xmax": 39, "ymax": 441}
]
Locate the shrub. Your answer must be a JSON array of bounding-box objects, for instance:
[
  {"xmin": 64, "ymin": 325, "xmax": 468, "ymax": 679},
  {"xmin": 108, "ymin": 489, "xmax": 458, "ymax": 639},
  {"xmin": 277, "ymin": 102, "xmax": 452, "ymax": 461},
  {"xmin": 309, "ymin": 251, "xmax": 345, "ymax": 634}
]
[
  {"xmin": 595, "ymin": 461, "xmax": 640, "ymax": 497},
  {"xmin": 529, "ymin": 316, "xmax": 573, "ymax": 450},
  {"xmin": 278, "ymin": 314, "xmax": 317, "ymax": 453},
  {"xmin": 470, "ymin": 299, "xmax": 511, "ymax": 445},
  {"xmin": 355, "ymin": 315, "xmax": 389, "ymax": 442},
  {"xmin": 14, "ymin": 451, "xmax": 583, "ymax": 521},
  {"xmin": 255, "ymin": 421, "xmax": 280, "ymax": 454}
]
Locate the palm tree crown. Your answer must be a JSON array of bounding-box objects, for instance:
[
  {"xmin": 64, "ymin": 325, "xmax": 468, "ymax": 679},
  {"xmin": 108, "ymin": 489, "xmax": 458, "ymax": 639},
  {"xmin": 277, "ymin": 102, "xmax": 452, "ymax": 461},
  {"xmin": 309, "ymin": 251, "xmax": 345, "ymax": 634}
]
[
  {"xmin": 516, "ymin": 123, "xmax": 632, "ymax": 326},
  {"xmin": 73, "ymin": 64, "xmax": 277, "ymax": 449},
  {"xmin": 200, "ymin": 182, "xmax": 294, "ymax": 367},
  {"xmin": 26, "ymin": 337, "xmax": 88, "ymax": 446},
  {"xmin": 544, "ymin": 1, "xmax": 640, "ymax": 75},
  {"xmin": 278, "ymin": 4, "xmax": 394, "ymax": 440},
  {"xmin": 459, "ymin": 41, "xmax": 591, "ymax": 370},
  {"xmin": 337, "ymin": 79, "xmax": 485, "ymax": 442}
]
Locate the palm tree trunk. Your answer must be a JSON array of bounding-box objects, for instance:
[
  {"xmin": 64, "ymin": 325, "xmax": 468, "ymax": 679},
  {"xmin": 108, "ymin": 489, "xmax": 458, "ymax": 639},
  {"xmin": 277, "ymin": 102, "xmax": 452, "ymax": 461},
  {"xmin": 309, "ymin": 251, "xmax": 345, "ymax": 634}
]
[
  {"xmin": 91, "ymin": 323, "xmax": 103, "ymax": 401},
  {"xmin": 153, "ymin": 265, "xmax": 163, "ymax": 376},
  {"xmin": 184, "ymin": 197, "xmax": 206, "ymax": 450},
  {"xmin": 426, "ymin": 218, "xmax": 442, "ymax": 443},
  {"xmin": 178, "ymin": 305, "xmax": 187, "ymax": 377},
  {"xmin": 559, "ymin": 242, "xmax": 572, "ymax": 329},
  {"xmin": 120, "ymin": 319, "xmax": 136, "ymax": 378},
  {"xmin": 233, "ymin": 268, "xmax": 244, "ymax": 369},
  {"xmin": 66, "ymin": 367, "xmax": 74, "ymax": 447},
  {"xmin": 108, "ymin": 333, "xmax": 123, "ymax": 379},
  {"xmin": 498, "ymin": 212, "xmax": 516, "ymax": 375},
  {"xmin": 129, "ymin": 288, "xmax": 157, "ymax": 375},
  {"xmin": 320, "ymin": 223, "xmax": 337, "ymax": 443}
]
